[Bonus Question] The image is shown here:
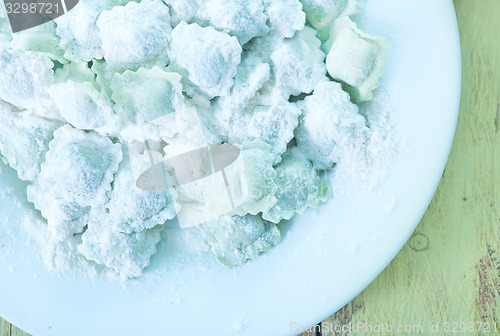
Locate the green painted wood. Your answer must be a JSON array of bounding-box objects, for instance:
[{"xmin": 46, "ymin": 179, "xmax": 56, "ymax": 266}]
[
  {"xmin": 0, "ymin": 319, "xmax": 29, "ymax": 336},
  {"xmin": 0, "ymin": 319, "xmax": 11, "ymax": 336}
]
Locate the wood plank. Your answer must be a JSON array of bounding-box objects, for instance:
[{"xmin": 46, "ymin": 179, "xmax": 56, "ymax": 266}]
[
  {"xmin": 0, "ymin": 318, "xmax": 30, "ymax": 336},
  {"xmin": 0, "ymin": 319, "xmax": 30, "ymax": 336},
  {"xmin": 7, "ymin": 323, "xmax": 29, "ymax": 336},
  {"xmin": 321, "ymin": 0, "xmax": 500, "ymax": 334},
  {"xmin": 0, "ymin": 319, "xmax": 11, "ymax": 336}
]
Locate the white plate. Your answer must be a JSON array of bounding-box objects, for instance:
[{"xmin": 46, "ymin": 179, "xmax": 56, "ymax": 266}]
[{"xmin": 0, "ymin": 1, "xmax": 461, "ymax": 335}]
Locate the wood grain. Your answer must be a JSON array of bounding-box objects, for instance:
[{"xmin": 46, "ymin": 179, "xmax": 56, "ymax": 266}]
[
  {"xmin": 0, "ymin": 319, "xmax": 28, "ymax": 336},
  {"xmin": 2, "ymin": 1, "xmax": 499, "ymax": 336}
]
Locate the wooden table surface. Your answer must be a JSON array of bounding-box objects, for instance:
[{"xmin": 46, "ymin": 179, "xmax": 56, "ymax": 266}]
[{"xmin": 2, "ymin": 1, "xmax": 499, "ymax": 335}]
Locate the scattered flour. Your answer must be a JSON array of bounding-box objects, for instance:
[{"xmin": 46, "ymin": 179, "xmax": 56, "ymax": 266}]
[{"xmin": 0, "ymin": 0, "xmax": 401, "ymax": 281}]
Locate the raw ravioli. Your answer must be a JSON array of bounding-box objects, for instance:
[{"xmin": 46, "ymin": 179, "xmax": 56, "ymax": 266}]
[
  {"xmin": 0, "ymin": 50, "xmax": 53, "ymax": 109},
  {"xmin": 45, "ymin": 62, "xmax": 100, "ymax": 122},
  {"xmin": 11, "ymin": 22, "xmax": 66, "ymax": 62},
  {"xmin": 205, "ymin": 0, "xmax": 269, "ymax": 45},
  {"xmin": 224, "ymin": 91, "xmax": 302, "ymax": 156},
  {"xmin": 0, "ymin": 0, "xmax": 391, "ymax": 276},
  {"xmin": 90, "ymin": 59, "xmax": 115, "ymax": 98},
  {"xmin": 27, "ymin": 126, "xmax": 122, "ymax": 239},
  {"xmin": 110, "ymin": 66, "xmax": 184, "ymax": 142},
  {"xmin": 0, "ymin": 105, "xmax": 60, "ymax": 181},
  {"xmin": 263, "ymin": 147, "xmax": 328, "ymax": 223},
  {"xmin": 97, "ymin": 0, "xmax": 171, "ymax": 70},
  {"xmin": 262, "ymin": 0, "xmax": 305, "ymax": 39},
  {"xmin": 55, "ymin": 0, "xmax": 119, "ymax": 62},
  {"xmin": 34, "ymin": 200, "xmax": 92, "ymax": 241},
  {"xmin": 28, "ymin": 125, "xmax": 122, "ymax": 214},
  {"xmin": 202, "ymin": 214, "xmax": 281, "ymax": 267},
  {"xmin": 300, "ymin": 0, "xmax": 357, "ymax": 32},
  {"xmin": 103, "ymin": 149, "xmax": 178, "ymax": 234},
  {"xmin": 271, "ymin": 26, "xmax": 327, "ymax": 97},
  {"xmin": 47, "ymin": 80, "xmax": 119, "ymax": 135},
  {"xmin": 209, "ymin": 51, "xmax": 271, "ymax": 140},
  {"xmin": 223, "ymin": 140, "xmax": 279, "ymax": 216},
  {"xmin": 80, "ymin": 213, "xmax": 163, "ymax": 278},
  {"xmin": 238, "ymin": 94, "xmax": 302, "ymax": 155},
  {"xmin": 163, "ymin": 0, "xmax": 204, "ymax": 26},
  {"xmin": 169, "ymin": 22, "xmax": 242, "ymax": 98},
  {"xmin": 53, "ymin": 61, "xmax": 97, "ymax": 84},
  {"xmin": 295, "ymin": 82, "xmax": 369, "ymax": 169},
  {"xmin": 325, "ymin": 17, "xmax": 389, "ymax": 101}
]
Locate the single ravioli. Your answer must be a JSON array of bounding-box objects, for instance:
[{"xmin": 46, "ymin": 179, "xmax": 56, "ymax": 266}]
[
  {"xmin": 0, "ymin": 104, "xmax": 61, "ymax": 181},
  {"xmin": 169, "ymin": 22, "xmax": 242, "ymax": 99},
  {"xmin": 163, "ymin": 0, "xmax": 205, "ymax": 26},
  {"xmin": 325, "ymin": 16, "xmax": 389, "ymax": 102},
  {"xmin": 202, "ymin": 214, "xmax": 281, "ymax": 267},
  {"xmin": 97, "ymin": 0, "xmax": 171, "ymax": 70},
  {"xmin": 263, "ymin": 147, "xmax": 328, "ymax": 223},
  {"xmin": 47, "ymin": 80, "xmax": 119, "ymax": 135},
  {"xmin": 28, "ymin": 125, "xmax": 122, "ymax": 208},
  {"xmin": 0, "ymin": 49, "xmax": 53, "ymax": 109},
  {"xmin": 271, "ymin": 26, "xmax": 327, "ymax": 97},
  {"xmin": 224, "ymin": 89, "xmax": 302, "ymax": 156},
  {"xmin": 27, "ymin": 126, "xmax": 122, "ymax": 240},
  {"xmin": 295, "ymin": 81, "xmax": 370, "ymax": 169},
  {"xmin": 79, "ymin": 212, "xmax": 163, "ymax": 278},
  {"xmin": 204, "ymin": 0, "xmax": 269, "ymax": 45},
  {"xmin": 110, "ymin": 66, "xmax": 184, "ymax": 142},
  {"xmin": 103, "ymin": 148, "xmax": 178, "ymax": 234},
  {"xmin": 262, "ymin": 0, "xmax": 305, "ymax": 39}
]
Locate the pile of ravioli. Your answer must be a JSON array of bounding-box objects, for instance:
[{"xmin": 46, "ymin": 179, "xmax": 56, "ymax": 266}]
[{"xmin": 0, "ymin": 0, "xmax": 388, "ymax": 278}]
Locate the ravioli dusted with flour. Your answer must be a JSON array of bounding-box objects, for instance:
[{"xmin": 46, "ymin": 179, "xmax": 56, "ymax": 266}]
[
  {"xmin": 300, "ymin": 0, "xmax": 358, "ymax": 32},
  {"xmin": 325, "ymin": 17, "xmax": 389, "ymax": 102},
  {"xmin": 0, "ymin": 0, "xmax": 391, "ymax": 277},
  {"xmin": 47, "ymin": 80, "xmax": 119, "ymax": 135},
  {"xmin": 55, "ymin": 0, "xmax": 118, "ymax": 62},
  {"xmin": 202, "ymin": 214, "xmax": 281, "ymax": 267},
  {"xmin": 0, "ymin": 104, "xmax": 60, "ymax": 181},
  {"xmin": 27, "ymin": 125, "xmax": 122, "ymax": 240},
  {"xmin": 96, "ymin": 0, "xmax": 171, "ymax": 70},
  {"xmin": 169, "ymin": 22, "xmax": 242, "ymax": 98},
  {"xmin": 110, "ymin": 66, "xmax": 184, "ymax": 142},
  {"xmin": 263, "ymin": 147, "xmax": 329, "ymax": 223}
]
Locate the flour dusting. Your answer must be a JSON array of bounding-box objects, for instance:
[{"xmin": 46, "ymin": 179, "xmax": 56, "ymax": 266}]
[{"xmin": 0, "ymin": 0, "xmax": 401, "ymax": 280}]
